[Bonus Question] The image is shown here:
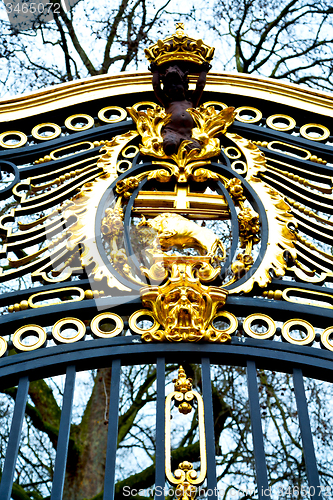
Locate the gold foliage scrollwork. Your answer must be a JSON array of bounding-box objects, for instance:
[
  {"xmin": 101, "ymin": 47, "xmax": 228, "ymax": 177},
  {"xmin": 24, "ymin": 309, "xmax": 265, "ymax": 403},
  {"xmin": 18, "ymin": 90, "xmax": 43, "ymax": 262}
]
[
  {"xmin": 231, "ymin": 253, "xmax": 254, "ymax": 279},
  {"xmin": 238, "ymin": 207, "xmax": 260, "ymax": 248},
  {"xmin": 125, "ymin": 105, "xmax": 170, "ymax": 158},
  {"xmin": 115, "ymin": 173, "xmax": 146, "ymax": 198},
  {"xmin": 124, "ymin": 122, "xmax": 297, "ymax": 295},
  {"xmin": 224, "ymin": 177, "xmax": 259, "ymax": 284},
  {"xmin": 101, "ymin": 206, "xmax": 124, "ymax": 238},
  {"xmin": 101, "ymin": 204, "xmax": 126, "ymax": 268},
  {"xmin": 188, "ymin": 104, "xmax": 236, "ymax": 151},
  {"xmin": 127, "ymin": 103, "xmax": 236, "ymax": 171},
  {"xmin": 226, "ymin": 177, "xmax": 246, "ymax": 203},
  {"xmin": 110, "ymin": 248, "xmax": 146, "ymax": 286}
]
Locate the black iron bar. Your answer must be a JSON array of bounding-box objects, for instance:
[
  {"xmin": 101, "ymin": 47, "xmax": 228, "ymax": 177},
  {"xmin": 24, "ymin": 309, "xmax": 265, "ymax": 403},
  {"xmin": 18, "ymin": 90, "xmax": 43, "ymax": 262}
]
[
  {"xmin": 201, "ymin": 357, "xmax": 218, "ymax": 500},
  {"xmin": 50, "ymin": 364, "xmax": 76, "ymax": 500},
  {"xmin": 3, "ymin": 340, "xmax": 333, "ymax": 390},
  {"xmin": 246, "ymin": 360, "xmax": 271, "ymax": 499},
  {"xmin": 155, "ymin": 357, "xmax": 165, "ymax": 500},
  {"xmin": 0, "ymin": 375, "xmax": 29, "ymax": 500},
  {"xmin": 103, "ymin": 358, "xmax": 121, "ymax": 500},
  {"xmin": 293, "ymin": 368, "xmax": 323, "ymax": 500}
]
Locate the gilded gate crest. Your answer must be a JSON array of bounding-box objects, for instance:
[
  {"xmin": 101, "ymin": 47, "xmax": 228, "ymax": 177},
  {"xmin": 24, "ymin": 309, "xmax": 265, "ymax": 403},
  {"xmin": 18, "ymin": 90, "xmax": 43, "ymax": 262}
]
[{"xmin": 0, "ymin": 24, "xmax": 332, "ymax": 356}]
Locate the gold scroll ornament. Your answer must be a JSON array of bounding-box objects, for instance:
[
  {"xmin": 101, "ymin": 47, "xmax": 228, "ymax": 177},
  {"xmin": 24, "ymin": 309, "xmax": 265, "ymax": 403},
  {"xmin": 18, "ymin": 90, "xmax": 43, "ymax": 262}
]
[
  {"xmin": 165, "ymin": 366, "xmax": 206, "ymax": 500},
  {"xmin": 126, "ymin": 102, "xmax": 236, "ymax": 174}
]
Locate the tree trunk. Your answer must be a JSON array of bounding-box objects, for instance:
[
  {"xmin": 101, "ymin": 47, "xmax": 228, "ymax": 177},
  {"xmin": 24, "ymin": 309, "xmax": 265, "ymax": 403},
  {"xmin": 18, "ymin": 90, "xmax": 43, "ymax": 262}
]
[{"xmin": 63, "ymin": 368, "xmax": 111, "ymax": 500}]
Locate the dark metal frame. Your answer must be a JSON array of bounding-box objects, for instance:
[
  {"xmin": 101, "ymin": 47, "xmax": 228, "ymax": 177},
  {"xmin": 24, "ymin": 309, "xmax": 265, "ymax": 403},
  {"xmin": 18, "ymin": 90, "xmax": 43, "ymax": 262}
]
[
  {"xmin": 1, "ymin": 98, "xmax": 333, "ymax": 500},
  {"xmin": 0, "ymin": 335, "xmax": 331, "ymax": 500}
]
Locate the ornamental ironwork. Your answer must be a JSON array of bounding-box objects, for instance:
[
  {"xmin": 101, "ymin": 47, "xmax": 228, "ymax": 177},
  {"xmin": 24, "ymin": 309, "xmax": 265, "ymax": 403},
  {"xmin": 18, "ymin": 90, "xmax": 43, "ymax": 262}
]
[{"xmin": 0, "ymin": 24, "xmax": 333, "ymax": 500}]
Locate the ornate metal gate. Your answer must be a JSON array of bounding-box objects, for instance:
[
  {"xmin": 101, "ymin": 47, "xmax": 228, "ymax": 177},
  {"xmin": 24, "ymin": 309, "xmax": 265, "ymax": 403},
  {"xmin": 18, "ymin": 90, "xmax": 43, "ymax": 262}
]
[{"xmin": 0, "ymin": 25, "xmax": 333, "ymax": 500}]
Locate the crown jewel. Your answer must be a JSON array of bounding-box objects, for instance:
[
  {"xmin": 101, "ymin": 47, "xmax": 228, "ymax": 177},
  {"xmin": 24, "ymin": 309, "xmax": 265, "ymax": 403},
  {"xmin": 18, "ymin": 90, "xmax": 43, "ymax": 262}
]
[{"xmin": 144, "ymin": 23, "xmax": 215, "ymax": 67}]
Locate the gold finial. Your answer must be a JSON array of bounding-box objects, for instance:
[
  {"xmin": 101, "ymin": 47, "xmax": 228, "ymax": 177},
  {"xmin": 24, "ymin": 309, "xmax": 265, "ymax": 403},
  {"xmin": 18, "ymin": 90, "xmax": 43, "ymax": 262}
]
[
  {"xmin": 173, "ymin": 366, "xmax": 193, "ymax": 393},
  {"xmin": 178, "ymin": 461, "xmax": 194, "ymax": 471},
  {"xmin": 175, "ymin": 22, "xmax": 185, "ymax": 31},
  {"xmin": 172, "ymin": 366, "xmax": 193, "ymax": 414}
]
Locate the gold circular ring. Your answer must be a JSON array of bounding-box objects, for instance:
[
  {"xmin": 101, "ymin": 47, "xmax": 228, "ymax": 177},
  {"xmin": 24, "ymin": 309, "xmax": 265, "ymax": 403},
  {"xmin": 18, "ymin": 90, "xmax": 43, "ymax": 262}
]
[
  {"xmin": 243, "ymin": 314, "xmax": 276, "ymax": 339},
  {"xmin": 98, "ymin": 106, "xmax": 127, "ymax": 123},
  {"xmin": 321, "ymin": 327, "xmax": 333, "ymax": 351},
  {"xmin": 281, "ymin": 319, "xmax": 315, "ymax": 345},
  {"xmin": 201, "ymin": 101, "xmax": 228, "ymax": 110},
  {"xmin": 90, "ymin": 312, "xmax": 124, "ymax": 338},
  {"xmin": 231, "ymin": 160, "xmax": 247, "ymax": 174},
  {"xmin": 65, "ymin": 114, "xmax": 94, "ymax": 131},
  {"xmin": 122, "ymin": 145, "xmax": 139, "ymax": 158},
  {"xmin": 0, "ymin": 131, "xmax": 28, "ymax": 149},
  {"xmin": 131, "ymin": 101, "xmax": 159, "ymax": 112},
  {"xmin": 211, "ymin": 311, "xmax": 238, "ymax": 335},
  {"xmin": 129, "ymin": 310, "xmax": 160, "ymax": 334},
  {"xmin": 13, "ymin": 325, "xmax": 47, "ymax": 352},
  {"xmin": 266, "ymin": 114, "xmax": 296, "ymax": 131},
  {"xmin": 300, "ymin": 123, "xmax": 330, "ymax": 141},
  {"xmin": 0, "ymin": 336, "xmax": 7, "ymax": 357},
  {"xmin": 52, "ymin": 317, "xmax": 86, "ymax": 343},
  {"xmin": 224, "ymin": 147, "xmax": 241, "ymax": 159},
  {"xmin": 117, "ymin": 160, "xmax": 132, "ymax": 173},
  {"xmin": 31, "ymin": 123, "xmax": 62, "ymax": 141},
  {"xmin": 235, "ymin": 106, "xmax": 262, "ymax": 123}
]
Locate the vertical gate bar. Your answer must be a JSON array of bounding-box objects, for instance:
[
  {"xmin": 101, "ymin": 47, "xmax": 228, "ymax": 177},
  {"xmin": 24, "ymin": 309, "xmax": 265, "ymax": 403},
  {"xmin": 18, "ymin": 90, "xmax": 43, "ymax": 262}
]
[
  {"xmin": 155, "ymin": 357, "xmax": 165, "ymax": 500},
  {"xmin": 50, "ymin": 364, "xmax": 76, "ymax": 500},
  {"xmin": 293, "ymin": 368, "xmax": 323, "ymax": 500},
  {"xmin": 201, "ymin": 357, "xmax": 218, "ymax": 499},
  {"xmin": 0, "ymin": 375, "xmax": 29, "ymax": 500},
  {"xmin": 103, "ymin": 358, "xmax": 121, "ymax": 500},
  {"xmin": 246, "ymin": 360, "xmax": 271, "ymax": 500}
]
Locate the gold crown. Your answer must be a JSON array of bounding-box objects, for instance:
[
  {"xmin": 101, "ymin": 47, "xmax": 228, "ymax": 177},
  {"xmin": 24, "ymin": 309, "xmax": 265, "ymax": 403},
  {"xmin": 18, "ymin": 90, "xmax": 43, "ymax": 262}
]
[{"xmin": 144, "ymin": 23, "xmax": 215, "ymax": 67}]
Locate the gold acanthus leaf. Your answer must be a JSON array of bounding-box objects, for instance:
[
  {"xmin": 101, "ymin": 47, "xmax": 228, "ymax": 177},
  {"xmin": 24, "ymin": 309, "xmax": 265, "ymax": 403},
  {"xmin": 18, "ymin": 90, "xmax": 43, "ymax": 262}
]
[
  {"xmin": 126, "ymin": 105, "xmax": 170, "ymax": 158},
  {"xmin": 188, "ymin": 105, "xmax": 236, "ymax": 144},
  {"xmin": 127, "ymin": 103, "xmax": 236, "ymax": 168}
]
